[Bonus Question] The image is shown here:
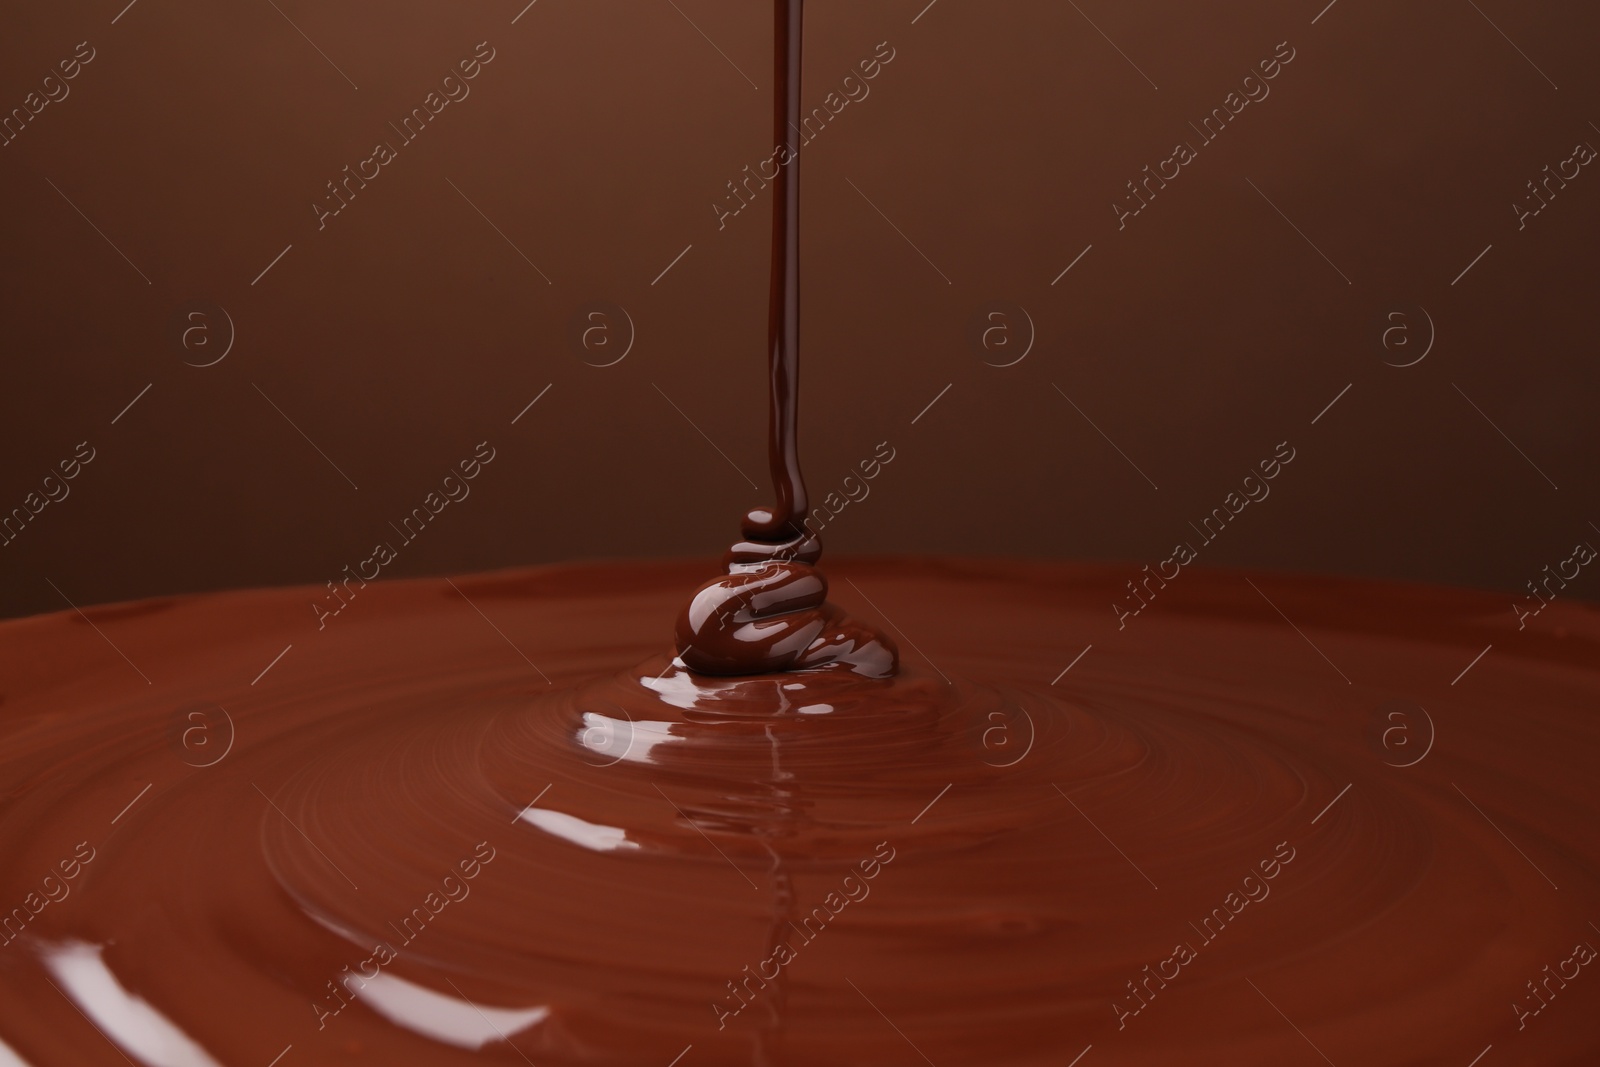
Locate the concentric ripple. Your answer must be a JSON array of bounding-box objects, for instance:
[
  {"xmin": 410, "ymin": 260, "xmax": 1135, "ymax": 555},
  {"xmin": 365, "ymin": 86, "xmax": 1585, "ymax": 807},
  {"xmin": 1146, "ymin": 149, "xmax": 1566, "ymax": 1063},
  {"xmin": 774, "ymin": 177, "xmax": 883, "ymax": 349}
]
[{"xmin": 0, "ymin": 559, "xmax": 1596, "ymax": 1066}]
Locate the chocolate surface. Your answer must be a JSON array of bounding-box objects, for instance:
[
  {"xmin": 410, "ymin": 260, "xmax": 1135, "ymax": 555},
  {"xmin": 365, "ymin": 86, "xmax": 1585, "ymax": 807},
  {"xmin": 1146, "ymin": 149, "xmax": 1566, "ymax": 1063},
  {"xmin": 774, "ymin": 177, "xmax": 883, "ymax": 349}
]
[{"xmin": 1, "ymin": 559, "xmax": 1596, "ymax": 1064}]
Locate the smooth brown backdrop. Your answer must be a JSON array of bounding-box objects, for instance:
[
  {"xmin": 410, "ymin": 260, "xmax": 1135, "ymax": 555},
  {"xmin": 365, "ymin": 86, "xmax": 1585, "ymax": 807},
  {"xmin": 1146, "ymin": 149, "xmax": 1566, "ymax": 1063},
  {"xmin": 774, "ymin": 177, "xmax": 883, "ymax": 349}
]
[{"xmin": 1, "ymin": 0, "xmax": 1596, "ymax": 620}]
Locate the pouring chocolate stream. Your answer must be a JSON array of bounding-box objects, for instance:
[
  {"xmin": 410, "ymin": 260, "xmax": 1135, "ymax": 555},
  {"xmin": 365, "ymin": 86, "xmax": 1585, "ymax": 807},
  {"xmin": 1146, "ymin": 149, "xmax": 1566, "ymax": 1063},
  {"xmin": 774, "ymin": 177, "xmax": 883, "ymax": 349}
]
[{"xmin": 675, "ymin": 0, "xmax": 897, "ymax": 679}]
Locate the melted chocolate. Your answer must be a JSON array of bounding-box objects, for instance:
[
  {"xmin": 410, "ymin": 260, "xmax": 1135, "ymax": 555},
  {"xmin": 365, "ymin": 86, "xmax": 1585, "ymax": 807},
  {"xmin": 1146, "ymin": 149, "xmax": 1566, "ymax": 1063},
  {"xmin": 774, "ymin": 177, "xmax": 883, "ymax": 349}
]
[
  {"xmin": 675, "ymin": 0, "xmax": 897, "ymax": 679},
  {"xmin": 2, "ymin": 7, "xmax": 1595, "ymax": 1067},
  {"xmin": 1, "ymin": 560, "xmax": 1598, "ymax": 1065}
]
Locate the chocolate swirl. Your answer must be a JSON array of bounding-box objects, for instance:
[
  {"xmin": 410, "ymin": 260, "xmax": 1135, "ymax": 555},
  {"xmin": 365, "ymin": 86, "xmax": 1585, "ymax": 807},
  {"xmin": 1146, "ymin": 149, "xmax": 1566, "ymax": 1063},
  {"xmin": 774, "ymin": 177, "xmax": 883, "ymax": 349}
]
[
  {"xmin": 675, "ymin": 523, "xmax": 898, "ymax": 678},
  {"xmin": 675, "ymin": 0, "xmax": 896, "ymax": 678}
]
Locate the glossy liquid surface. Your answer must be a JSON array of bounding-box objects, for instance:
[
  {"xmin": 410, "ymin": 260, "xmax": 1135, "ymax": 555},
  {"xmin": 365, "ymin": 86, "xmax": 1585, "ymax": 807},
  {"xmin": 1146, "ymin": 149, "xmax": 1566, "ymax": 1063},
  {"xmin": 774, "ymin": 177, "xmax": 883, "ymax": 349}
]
[{"xmin": 1, "ymin": 559, "xmax": 1595, "ymax": 1065}]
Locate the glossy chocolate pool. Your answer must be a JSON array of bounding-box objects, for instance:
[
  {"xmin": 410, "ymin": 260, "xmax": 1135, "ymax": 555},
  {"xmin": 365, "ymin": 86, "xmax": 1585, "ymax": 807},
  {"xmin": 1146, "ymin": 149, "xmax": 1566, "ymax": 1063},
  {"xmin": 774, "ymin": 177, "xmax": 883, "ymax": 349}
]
[{"xmin": 0, "ymin": 558, "xmax": 1595, "ymax": 1065}]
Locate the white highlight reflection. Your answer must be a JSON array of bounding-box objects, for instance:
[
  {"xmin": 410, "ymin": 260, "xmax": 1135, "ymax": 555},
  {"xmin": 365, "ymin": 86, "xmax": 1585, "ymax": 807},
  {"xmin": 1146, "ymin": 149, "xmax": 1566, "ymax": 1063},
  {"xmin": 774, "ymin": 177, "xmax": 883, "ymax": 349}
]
[
  {"xmin": 641, "ymin": 671, "xmax": 725, "ymax": 710},
  {"xmin": 520, "ymin": 807, "xmax": 640, "ymax": 852},
  {"xmin": 353, "ymin": 970, "xmax": 548, "ymax": 1050},
  {"xmin": 578, "ymin": 711, "xmax": 681, "ymax": 764},
  {"xmin": 41, "ymin": 941, "xmax": 224, "ymax": 1067},
  {"xmin": 0, "ymin": 1034, "xmax": 32, "ymax": 1067}
]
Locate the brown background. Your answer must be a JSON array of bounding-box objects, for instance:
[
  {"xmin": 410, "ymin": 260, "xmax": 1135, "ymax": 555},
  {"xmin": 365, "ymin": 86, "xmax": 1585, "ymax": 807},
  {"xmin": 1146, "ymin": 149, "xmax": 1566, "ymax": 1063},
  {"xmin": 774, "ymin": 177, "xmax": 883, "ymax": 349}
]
[{"xmin": 1, "ymin": 0, "xmax": 1596, "ymax": 620}]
